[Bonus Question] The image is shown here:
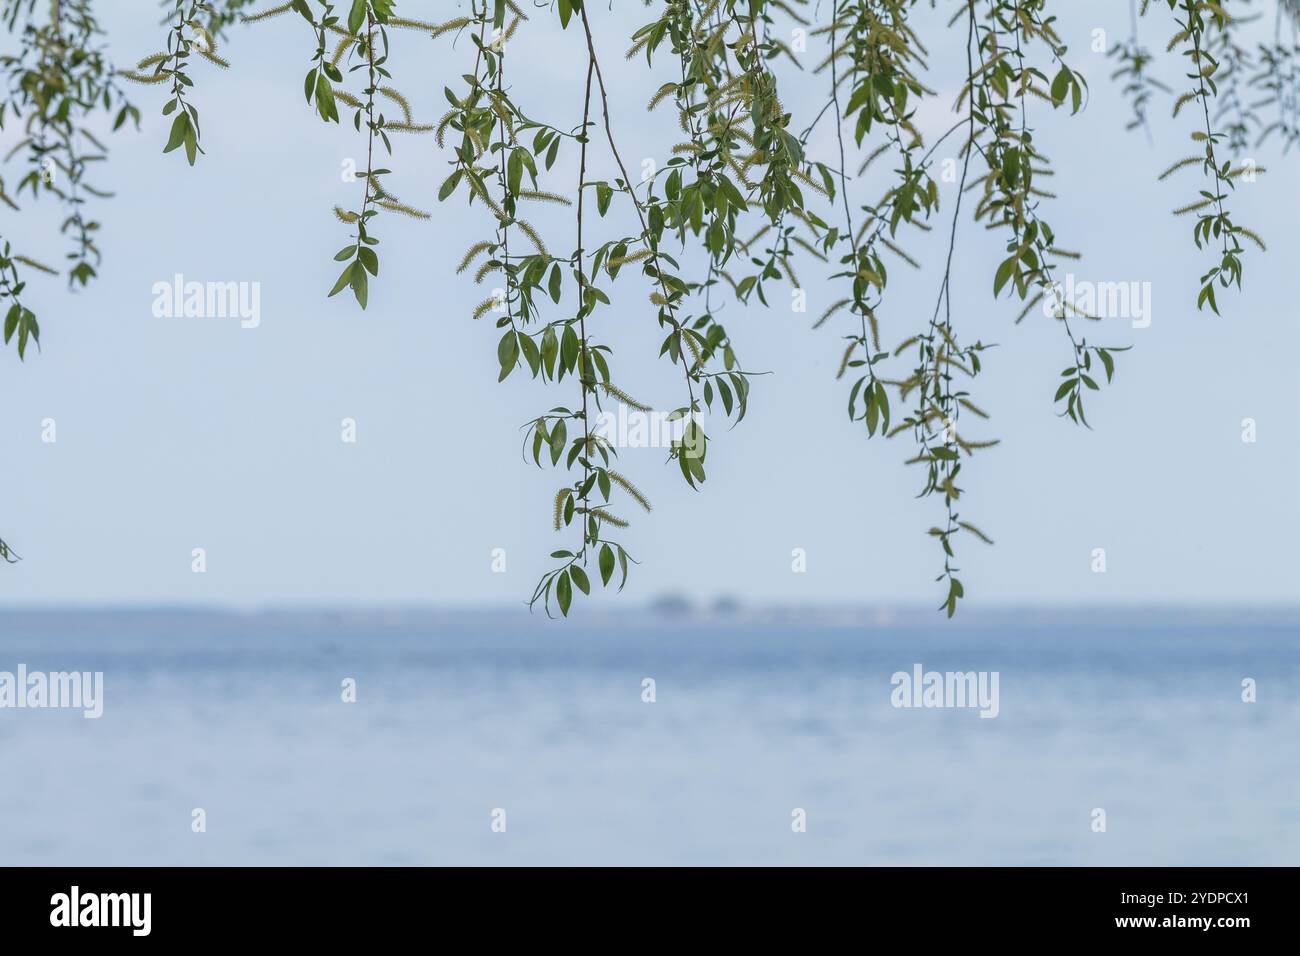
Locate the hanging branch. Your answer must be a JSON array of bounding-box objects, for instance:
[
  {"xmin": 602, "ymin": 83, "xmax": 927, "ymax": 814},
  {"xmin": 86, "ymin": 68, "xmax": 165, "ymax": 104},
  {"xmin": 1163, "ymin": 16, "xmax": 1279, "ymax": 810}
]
[
  {"xmin": 1, "ymin": 0, "xmax": 1294, "ymax": 616},
  {"xmin": 1163, "ymin": 0, "xmax": 1261, "ymax": 314},
  {"xmin": 120, "ymin": 0, "xmax": 230, "ymax": 165}
]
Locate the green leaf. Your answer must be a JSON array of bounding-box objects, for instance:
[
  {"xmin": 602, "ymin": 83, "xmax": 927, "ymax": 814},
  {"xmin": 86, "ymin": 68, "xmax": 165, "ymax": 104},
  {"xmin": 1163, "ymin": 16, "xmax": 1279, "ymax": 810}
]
[
  {"xmin": 328, "ymin": 260, "xmax": 356, "ymax": 298},
  {"xmin": 549, "ymin": 418, "xmax": 567, "ymax": 465},
  {"xmin": 512, "ymin": 332, "xmax": 536, "ymax": 376},
  {"xmin": 599, "ymin": 544, "xmax": 615, "ymax": 586},
  {"xmin": 570, "ymin": 564, "xmax": 590, "ymax": 595},
  {"xmin": 350, "ymin": 262, "xmax": 368, "ymax": 308},
  {"xmin": 1050, "ymin": 66, "xmax": 1071, "ymax": 109},
  {"xmin": 315, "ymin": 72, "xmax": 338, "ymax": 123},
  {"xmin": 357, "ymin": 246, "xmax": 379, "ymax": 276},
  {"xmin": 560, "ymin": 323, "xmax": 579, "ymax": 373},
  {"xmin": 993, "ymin": 256, "xmax": 1015, "ymax": 297},
  {"xmin": 541, "ymin": 326, "xmax": 558, "ymax": 378},
  {"xmin": 943, "ymin": 577, "xmax": 963, "ymax": 618},
  {"xmin": 556, "ymin": 569, "xmax": 572, "ymax": 615},
  {"xmin": 438, "ymin": 170, "xmax": 461, "ymax": 201},
  {"xmin": 508, "ymin": 148, "xmax": 523, "ymax": 197},
  {"xmin": 348, "ymin": 0, "xmax": 368, "ymax": 36},
  {"xmin": 162, "ymin": 111, "xmax": 190, "ymax": 154},
  {"xmin": 497, "ymin": 330, "xmax": 519, "ymax": 380},
  {"xmin": 1098, "ymin": 349, "xmax": 1115, "ymax": 383}
]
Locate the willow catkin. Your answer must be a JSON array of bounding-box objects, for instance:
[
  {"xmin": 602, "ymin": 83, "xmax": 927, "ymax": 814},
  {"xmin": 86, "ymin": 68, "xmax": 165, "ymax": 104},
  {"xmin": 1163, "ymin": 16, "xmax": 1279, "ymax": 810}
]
[
  {"xmin": 608, "ymin": 471, "xmax": 652, "ymax": 513},
  {"xmin": 457, "ymin": 241, "xmax": 492, "ymax": 274},
  {"xmin": 240, "ymin": 3, "xmax": 294, "ymax": 23},
  {"xmin": 429, "ymin": 17, "xmax": 472, "ymax": 40},
  {"xmin": 606, "ymin": 249, "xmax": 651, "ymax": 272},
  {"xmin": 515, "ymin": 219, "xmax": 548, "ymax": 258},
  {"xmin": 519, "ymin": 190, "xmax": 572, "ymax": 206},
  {"xmin": 958, "ymin": 522, "xmax": 994, "ymax": 545},
  {"xmin": 553, "ymin": 488, "xmax": 571, "ymax": 531},
  {"xmin": 813, "ymin": 298, "xmax": 849, "ymax": 330},
  {"xmin": 585, "ymin": 507, "xmax": 629, "ymax": 529},
  {"xmin": 600, "ymin": 382, "xmax": 651, "ymax": 412},
  {"xmin": 378, "ymin": 87, "xmax": 413, "ymax": 123}
]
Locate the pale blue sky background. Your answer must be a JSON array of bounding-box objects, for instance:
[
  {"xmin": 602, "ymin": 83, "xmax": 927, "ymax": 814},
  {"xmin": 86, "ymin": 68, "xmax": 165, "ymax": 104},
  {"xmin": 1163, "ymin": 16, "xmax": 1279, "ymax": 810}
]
[{"xmin": 0, "ymin": 0, "xmax": 1295, "ymax": 608}]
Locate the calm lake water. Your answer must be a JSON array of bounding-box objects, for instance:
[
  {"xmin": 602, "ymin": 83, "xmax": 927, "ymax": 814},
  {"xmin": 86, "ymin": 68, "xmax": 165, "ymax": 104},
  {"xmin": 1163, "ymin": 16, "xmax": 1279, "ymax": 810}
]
[{"xmin": 0, "ymin": 608, "xmax": 1296, "ymax": 865}]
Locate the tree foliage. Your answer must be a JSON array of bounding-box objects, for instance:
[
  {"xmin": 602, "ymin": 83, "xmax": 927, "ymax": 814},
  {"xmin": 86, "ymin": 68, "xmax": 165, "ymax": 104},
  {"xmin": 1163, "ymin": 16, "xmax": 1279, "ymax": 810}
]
[{"xmin": 3, "ymin": 0, "xmax": 1297, "ymax": 615}]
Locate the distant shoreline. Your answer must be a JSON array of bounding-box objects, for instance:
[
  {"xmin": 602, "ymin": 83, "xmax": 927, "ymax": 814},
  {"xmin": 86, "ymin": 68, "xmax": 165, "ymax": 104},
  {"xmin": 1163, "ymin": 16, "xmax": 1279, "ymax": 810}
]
[{"xmin": 2, "ymin": 602, "xmax": 1298, "ymax": 633}]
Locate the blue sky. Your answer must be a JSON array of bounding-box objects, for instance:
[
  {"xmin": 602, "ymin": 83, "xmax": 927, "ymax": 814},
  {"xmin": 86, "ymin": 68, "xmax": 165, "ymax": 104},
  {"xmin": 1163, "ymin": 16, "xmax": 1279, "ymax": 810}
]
[{"xmin": 1, "ymin": 0, "xmax": 1296, "ymax": 608}]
